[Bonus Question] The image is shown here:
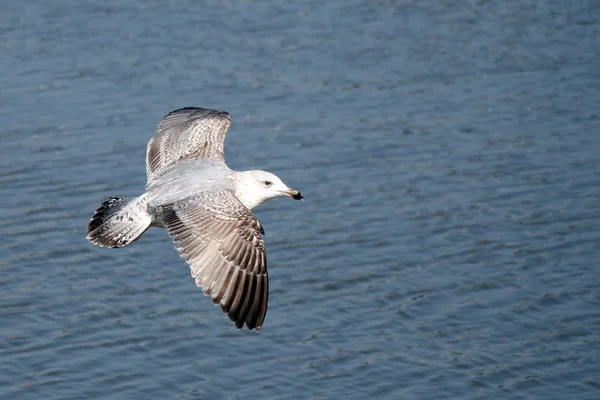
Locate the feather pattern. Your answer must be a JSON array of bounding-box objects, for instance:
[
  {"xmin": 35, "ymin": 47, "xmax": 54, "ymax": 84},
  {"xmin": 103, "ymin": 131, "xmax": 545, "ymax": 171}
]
[
  {"xmin": 146, "ymin": 107, "xmax": 232, "ymax": 182},
  {"xmin": 158, "ymin": 189, "xmax": 268, "ymax": 331}
]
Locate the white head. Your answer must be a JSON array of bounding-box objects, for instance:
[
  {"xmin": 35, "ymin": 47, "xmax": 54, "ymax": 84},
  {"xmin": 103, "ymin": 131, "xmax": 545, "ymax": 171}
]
[{"xmin": 234, "ymin": 170, "xmax": 303, "ymax": 210}]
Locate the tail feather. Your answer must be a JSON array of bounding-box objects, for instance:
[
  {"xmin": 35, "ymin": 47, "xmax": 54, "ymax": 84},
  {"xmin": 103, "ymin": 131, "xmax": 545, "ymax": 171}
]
[{"xmin": 87, "ymin": 196, "xmax": 152, "ymax": 248}]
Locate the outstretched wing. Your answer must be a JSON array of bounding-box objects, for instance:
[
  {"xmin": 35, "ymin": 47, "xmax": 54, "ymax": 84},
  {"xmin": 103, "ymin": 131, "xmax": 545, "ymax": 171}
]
[
  {"xmin": 146, "ymin": 107, "xmax": 232, "ymax": 182},
  {"xmin": 158, "ymin": 189, "xmax": 268, "ymax": 331}
]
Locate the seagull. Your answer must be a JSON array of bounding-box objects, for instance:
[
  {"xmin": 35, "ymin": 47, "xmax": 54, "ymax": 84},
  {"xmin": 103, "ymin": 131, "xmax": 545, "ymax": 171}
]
[{"xmin": 86, "ymin": 107, "xmax": 303, "ymax": 331}]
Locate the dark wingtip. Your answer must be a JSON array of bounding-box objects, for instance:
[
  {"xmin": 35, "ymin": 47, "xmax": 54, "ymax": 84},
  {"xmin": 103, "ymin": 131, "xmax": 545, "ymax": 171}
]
[
  {"xmin": 165, "ymin": 107, "xmax": 232, "ymax": 121},
  {"xmin": 292, "ymin": 192, "xmax": 303, "ymax": 200}
]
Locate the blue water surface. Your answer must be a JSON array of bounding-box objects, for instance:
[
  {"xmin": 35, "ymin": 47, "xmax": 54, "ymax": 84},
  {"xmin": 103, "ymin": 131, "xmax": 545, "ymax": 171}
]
[{"xmin": 1, "ymin": 1, "xmax": 600, "ymax": 399}]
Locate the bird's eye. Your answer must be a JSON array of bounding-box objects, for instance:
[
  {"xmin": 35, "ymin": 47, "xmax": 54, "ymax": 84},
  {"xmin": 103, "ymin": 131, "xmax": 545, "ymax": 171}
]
[{"xmin": 264, "ymin": 180, "xmax": 272, "ymax": 187}]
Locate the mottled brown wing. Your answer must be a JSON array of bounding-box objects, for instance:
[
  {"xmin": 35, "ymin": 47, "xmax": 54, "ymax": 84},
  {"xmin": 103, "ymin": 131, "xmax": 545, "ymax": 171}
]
[
  {"xmin": 158, "ymin": 189, "xmax": 268, "ymax": 331},
  {"xmin": 146, "ymin": 107, "xmax": 232, "ymax": 182}
]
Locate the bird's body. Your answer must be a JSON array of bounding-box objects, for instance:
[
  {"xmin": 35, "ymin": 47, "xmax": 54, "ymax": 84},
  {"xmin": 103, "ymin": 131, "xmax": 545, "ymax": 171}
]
[
  {"xmin": 87, "ymin": 107, "xmax": 302, "ymax": 331},
  {"xmin": 147, "ymin": 159, "xmax": 232, "ymax": 208}
]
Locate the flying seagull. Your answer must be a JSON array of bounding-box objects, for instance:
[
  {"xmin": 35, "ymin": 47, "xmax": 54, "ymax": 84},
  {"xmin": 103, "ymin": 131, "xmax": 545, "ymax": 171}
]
[{"xmin": 86, "ymin": 107, "xmax": 303, "ymax": 331}]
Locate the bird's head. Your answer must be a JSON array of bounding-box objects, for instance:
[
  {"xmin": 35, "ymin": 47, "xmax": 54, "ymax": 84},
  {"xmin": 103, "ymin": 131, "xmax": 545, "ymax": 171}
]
[{"xmin": 234, "ymin": 170, "xmax": 303, "ymax": 210}]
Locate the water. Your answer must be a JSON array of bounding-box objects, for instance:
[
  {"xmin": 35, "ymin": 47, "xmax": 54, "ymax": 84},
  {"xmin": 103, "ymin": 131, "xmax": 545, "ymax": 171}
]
[{"xmin": 2, "ymin": 1, "xmax": 600, "ymax": 398}]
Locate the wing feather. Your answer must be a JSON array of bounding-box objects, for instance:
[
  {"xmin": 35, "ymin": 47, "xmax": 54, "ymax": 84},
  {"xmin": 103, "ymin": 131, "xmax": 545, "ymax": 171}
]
[
  {"xmin": 146, "ymin": 107, "xmax": 232, "ymax": 182},
  {"xmin": 158, "ymin": 189, "xmax": 269, "ymax": 331}
]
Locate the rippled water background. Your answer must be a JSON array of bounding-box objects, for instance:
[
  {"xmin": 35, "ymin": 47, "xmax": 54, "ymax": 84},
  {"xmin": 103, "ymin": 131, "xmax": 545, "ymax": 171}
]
[{"xmin": 2, "ymin": 1, "xmax": 600, "ymax": 399}]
